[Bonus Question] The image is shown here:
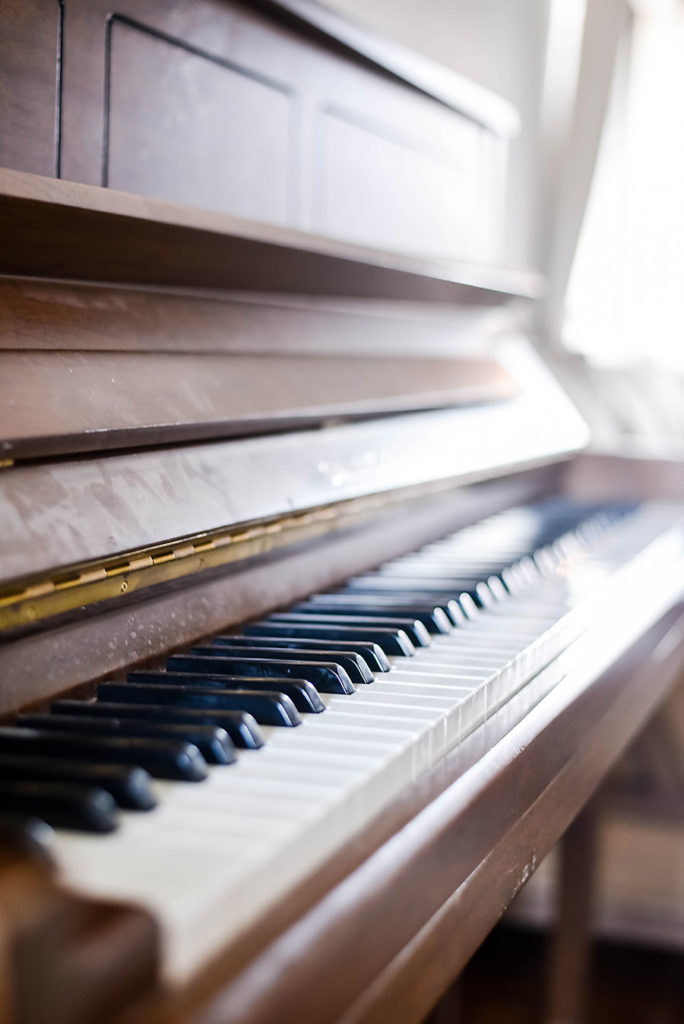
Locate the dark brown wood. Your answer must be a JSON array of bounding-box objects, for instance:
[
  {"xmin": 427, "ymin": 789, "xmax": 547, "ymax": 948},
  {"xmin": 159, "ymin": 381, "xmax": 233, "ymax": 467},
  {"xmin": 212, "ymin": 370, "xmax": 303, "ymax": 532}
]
[
  {"xmin": 0, "ymin": 840, "xmax": 158, "ymax": 1024},
  {"xmin": 0, "ymin": 397, "xmax": 572, "ymax": 588},
  {"xmin": 0, "ymin": 278, "xmax": 508, "ymax": 358},
  {"xmin": 544, "ymin": 801, "xmax": 599, "ymax": 1024},
  {"xmin": 425, "ymin": 979, "xmax": 463, "ymax": 1024},
  {"xmin": 51, "ymin": 0, "xmax": 512, "ymax": 261},
  {"xmin": 0, "ymin": 347, "xmax": 515, "ymax": 460},
  {"xmin": 0, "ymin": 0, "xmax": 62, "ymax": 177},
  {"xmin": 0, "ymin": 169, "xmax": 542, "ymax": 299}
]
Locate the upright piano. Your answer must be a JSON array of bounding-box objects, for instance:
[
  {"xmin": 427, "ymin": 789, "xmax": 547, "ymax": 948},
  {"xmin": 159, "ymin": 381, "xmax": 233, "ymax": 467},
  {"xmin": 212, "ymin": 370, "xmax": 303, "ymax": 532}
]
[{"xmin": 1, "ymin": 1, "xmax": 684, "ymax": 1021}]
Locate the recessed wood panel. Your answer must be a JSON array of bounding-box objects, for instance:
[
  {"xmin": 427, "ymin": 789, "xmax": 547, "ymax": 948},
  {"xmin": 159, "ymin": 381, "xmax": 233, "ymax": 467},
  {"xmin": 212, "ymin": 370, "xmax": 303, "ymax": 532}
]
[
  {"xmin": 317, "ymin": 105, "xmax": 482, "ymax": 258},
  {"xmin": 0, "ymin": 0, "xmax": 61, "ymax": 176},
  {"xmin": 106, "ymin": 16, "xmax": 293, "ymax": 223},
  {"xmin": 48, "ymin": 0, "xmax": 513, "ymax": 261}
]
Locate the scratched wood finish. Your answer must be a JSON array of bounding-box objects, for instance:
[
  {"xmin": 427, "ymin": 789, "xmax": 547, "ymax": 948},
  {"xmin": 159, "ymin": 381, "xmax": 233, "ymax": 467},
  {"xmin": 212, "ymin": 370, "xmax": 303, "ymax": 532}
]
[
  {"xmin": 0, "ymin": 344, "xmax": 515, "ymax": 460},
  {"xmin": 0, "ymin": 384, "xmax": 581, "ymax": 587},
  {"xmin": 0, "ymin": 469, "xmax": 551, "ymax": 715},
  {"xmin": 0, "ymin": 278, "xmax": 508, "ymax": 357},
  {"xmin": 0, "ymin": 273, "xmax": 518, "ymax": 458}
]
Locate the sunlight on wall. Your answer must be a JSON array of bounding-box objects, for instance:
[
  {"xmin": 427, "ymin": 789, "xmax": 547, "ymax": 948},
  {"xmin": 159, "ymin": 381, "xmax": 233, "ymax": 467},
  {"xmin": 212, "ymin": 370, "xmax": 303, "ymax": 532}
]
[{"xmin": 565, "ymin": 0, "xmax": 684, "ymax": 370}]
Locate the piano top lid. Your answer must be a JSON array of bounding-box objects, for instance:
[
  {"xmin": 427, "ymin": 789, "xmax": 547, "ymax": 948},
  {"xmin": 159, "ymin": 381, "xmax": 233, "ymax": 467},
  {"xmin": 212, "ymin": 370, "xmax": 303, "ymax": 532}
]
[
  {"xmin": 0, "ymin": 170, "xmax": 543, "ymax": 303},
  {"xmin": 252, "ymin": 0, "xmax": 521, "ymax": 138}
]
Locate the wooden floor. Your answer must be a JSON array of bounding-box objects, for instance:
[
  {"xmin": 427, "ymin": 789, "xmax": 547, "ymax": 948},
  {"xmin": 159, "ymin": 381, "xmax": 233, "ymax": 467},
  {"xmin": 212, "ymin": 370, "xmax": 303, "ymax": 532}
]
[{"xmin": 431, "ymin": 925, "xmax": 684, "ymax": 1024}]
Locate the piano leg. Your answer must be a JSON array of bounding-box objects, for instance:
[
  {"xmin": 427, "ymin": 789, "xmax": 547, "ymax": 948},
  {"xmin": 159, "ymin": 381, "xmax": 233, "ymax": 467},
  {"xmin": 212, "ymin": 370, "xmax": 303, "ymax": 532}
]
[{"xmin": 544, "ymin": 798, "xmax": 600, "ymax": 1024}]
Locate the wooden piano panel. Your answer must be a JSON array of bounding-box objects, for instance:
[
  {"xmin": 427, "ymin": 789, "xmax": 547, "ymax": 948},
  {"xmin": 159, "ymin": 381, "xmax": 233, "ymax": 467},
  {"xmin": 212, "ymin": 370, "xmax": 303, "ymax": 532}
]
[
  {"xmin": 0, "ymin": 168, "xmax": 540, "ymax": 298},
  {"xmin": 0, "ymin": 0, "xmax": 62, "ymax": 177},
  {"xmin": 0, "ymin": 348, "xmax": 517, "ymax": 459},
  {"xmin": 316, "ymin": 102, "xmax": 481, "ymax": 259},
  {"xmin": 106, "ymin": 15, "xmax": 294, "ymax": 224},
  {"xmin": 24, "ymin": 0, "xmax": 513, "ymax": 263},
  {"xmin": 0, "ymin": 170, "xmax": 543, "ymax": 465}
]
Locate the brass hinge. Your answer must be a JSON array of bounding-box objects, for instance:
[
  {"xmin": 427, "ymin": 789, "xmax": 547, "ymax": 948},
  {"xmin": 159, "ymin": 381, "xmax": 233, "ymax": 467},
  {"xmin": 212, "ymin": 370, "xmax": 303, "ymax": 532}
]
[{"xmin": 0, "ymin": 480, "xmax": 451, "ymax": 632}]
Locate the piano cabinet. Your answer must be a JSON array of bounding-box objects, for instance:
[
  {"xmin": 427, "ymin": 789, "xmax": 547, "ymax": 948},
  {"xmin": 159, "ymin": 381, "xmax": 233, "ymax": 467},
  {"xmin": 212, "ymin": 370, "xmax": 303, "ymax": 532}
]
[{"xmin": 1, "ymin": 2, "xmax": 684, "ymax": 1022}]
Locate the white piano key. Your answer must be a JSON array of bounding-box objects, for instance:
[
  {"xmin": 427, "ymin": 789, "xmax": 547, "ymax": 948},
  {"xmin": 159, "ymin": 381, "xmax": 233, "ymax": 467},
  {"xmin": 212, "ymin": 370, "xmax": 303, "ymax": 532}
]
[{"xmin": 389, "ymin": 663, "xmax": 488, "ymax": 681}]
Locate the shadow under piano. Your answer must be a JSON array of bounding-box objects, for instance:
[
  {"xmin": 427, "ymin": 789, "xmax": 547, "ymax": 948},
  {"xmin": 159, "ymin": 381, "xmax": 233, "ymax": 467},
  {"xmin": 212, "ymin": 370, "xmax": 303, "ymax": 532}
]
[{"xmin": 1, "ymin": 1, "xmax": 683, "ymax": 1021}]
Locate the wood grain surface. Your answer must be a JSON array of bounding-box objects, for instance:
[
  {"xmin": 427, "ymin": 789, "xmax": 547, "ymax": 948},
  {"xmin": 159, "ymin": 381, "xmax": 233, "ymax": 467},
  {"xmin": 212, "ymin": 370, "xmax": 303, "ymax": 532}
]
[
  {"xmin": 0, "ymin": 347, "xmax": 515, "ymax": 459},
  {"xmin": 0, "ymin": 469, "xmax": 550, "ymax": 714},
  {"xmin": 0, "ymin": 169, "xmax": 542, "ymax": 300}
]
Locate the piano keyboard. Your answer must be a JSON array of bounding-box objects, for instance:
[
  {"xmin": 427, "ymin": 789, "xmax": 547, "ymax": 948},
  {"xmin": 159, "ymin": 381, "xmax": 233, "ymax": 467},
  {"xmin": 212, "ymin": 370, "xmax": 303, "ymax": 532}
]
[{"xmin": 3, "ymin": 498, "xmax": 683, "ymax": 983}]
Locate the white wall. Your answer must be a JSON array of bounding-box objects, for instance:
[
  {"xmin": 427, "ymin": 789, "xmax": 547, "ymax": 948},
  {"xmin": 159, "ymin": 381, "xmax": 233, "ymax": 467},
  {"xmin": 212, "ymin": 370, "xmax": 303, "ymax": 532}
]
[{"xmin": 324, "ymin": 0, "xmax": 552, "ymax": 268}]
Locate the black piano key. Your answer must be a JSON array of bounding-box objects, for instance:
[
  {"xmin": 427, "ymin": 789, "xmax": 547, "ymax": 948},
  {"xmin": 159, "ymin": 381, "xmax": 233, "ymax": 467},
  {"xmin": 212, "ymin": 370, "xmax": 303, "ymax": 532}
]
[
  {"xmin": 265, "ymin": 612, "xmax": 431, "ymax": 648},
  {"xmin": 194, "ymin": 643, "xmax": 373, "ymax": 686},
  {"xmin": 166, "ymin": 654, "xmax": 354, "ymax": 696},
  {"xmin": 98, "ymin": 683, "xmax": 302, "ymax": 727},
  {"xmin": 332, "ymin": 590, "xmax": 466, "ymax": 626},
  {"xmin": 244, "ymin": 622, "xmax": 415, "ymax": 657},
  {"xmin": 52, "ymin": 700, "xmax": 265, "ymax": 749},
  {"xmin": 346, "ymin": 574, "xmax": 485, "ymax": 590},
  {"xmin": 211, "ymin": 635, "xmax": 390, "ymax": 673},
  {"xmin": 374, "ymin": 568, "xmax": 504, "ymax": 582},
  {"xmin": 336, "ymin": 583, "xmax": 485, "ymax": 616},
  {"xmin": 289, "ymin": 601, "xmax": 452, "ymax": 634},
  {"xmin": 0, "ymin": 726, "xmax": 207, "ymax": 783},
  {"xmin": 0, "ymin": 752, "xmax": 156, "ymax": 811},
  {"xmin": 0, "ymin": 781, "xmax": 117, "ymax": 833},
  {"xmin": 343, "ymin": 577, "xmax": 488, "ymax": 599},
  {"xmin": 128, "ymin": 671, "xmax": 325, "ymax": 714},
  {"xmin": 17, "ymin": 713, "xmax": 235, "ymax": 767}
]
